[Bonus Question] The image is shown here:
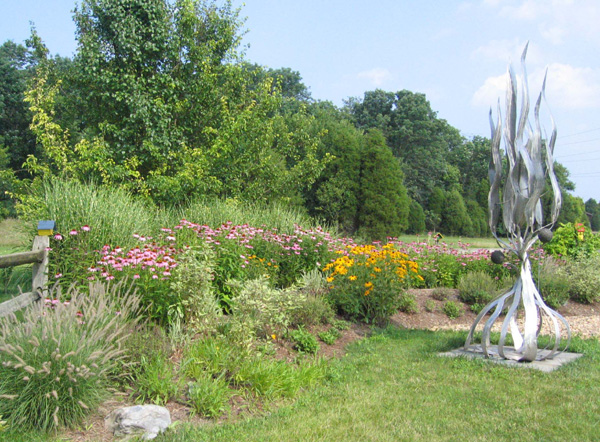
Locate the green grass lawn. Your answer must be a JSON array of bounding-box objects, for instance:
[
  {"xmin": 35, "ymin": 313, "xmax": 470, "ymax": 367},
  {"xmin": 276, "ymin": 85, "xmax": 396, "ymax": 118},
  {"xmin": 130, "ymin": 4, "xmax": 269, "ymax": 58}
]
[
  {"xmin": 394, "ymin": 234, "xmax": 499, "ymax": 250},
  {"xmin": 0, "ymin": 219, "xmax": 32, "ymax": 302},
  {"xmin": 157, "ymin": 328, "xmax": 600, "ymax": 442}
]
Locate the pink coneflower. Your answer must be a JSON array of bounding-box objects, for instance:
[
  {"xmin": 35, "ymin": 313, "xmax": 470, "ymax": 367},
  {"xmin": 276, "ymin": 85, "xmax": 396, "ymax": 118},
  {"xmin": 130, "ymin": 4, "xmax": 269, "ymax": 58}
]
[
  {"xmin": 81, "ymin": 225, "xmax": 90, "ymax": 232},
  {"xmin": 69, "ymin": 229, "xmax": 78, "ymax": 236},
  {"xmin": 55, "ymin": 273, "xmax": 62, "ymax": 278},
  {"xmin": 54, "ymin": 234, "xmax": 63, "ymax": 240},
  {"xmin": 133, "ymin": 274, "xmax": 141, "ymax": 279}
]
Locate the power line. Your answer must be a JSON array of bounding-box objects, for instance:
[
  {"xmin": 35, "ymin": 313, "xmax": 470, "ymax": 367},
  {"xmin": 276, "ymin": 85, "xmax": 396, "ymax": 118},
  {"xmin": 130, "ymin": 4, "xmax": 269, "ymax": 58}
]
[
  {"xmin": 555, "ymin": 148, "xmax": 600, "ymax": 159},
  {"xmin": 559, "ymin": 137, "xmax": 600, "ymax": 146},
  {"xmin": 560, "ymin": 127, "xmax": 600, "ymax": 139}
]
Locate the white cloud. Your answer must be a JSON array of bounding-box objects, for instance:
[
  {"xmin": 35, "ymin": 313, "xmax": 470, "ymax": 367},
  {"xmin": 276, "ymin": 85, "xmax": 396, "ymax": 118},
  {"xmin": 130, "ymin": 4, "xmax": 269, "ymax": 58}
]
[
  {"xmin": 356, "ymin": 68, "xmax": 393, "ymax": 87},
  {"xmin": 542, "ymin": 63, "xmax": 600, "ymax": 109},
  {"xmin": 482, "ymin": 0, "xmax": 600, "ymax": 46},
  {"xmin": 472, "ymin": 63, "xmax": 600, "ymax": 110},
  {"xmin": 471, "ymin": 73, "xmax": 508, "ymax": 108},
  {"xmin": 472, "ymin": 39, "xmax": 527, "ymax": 63}
]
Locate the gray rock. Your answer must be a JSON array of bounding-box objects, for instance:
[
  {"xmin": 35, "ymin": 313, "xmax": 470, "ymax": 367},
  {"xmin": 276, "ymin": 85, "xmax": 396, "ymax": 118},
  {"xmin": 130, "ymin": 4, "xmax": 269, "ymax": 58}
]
[{"xmin": 105, "ymin": 405, "xmax": 171, "ymax": 440}]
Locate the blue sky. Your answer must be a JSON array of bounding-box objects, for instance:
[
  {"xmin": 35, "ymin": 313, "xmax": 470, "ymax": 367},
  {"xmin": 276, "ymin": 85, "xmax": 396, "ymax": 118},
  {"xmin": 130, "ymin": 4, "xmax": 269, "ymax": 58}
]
[{"xmin": 2, "ymin": 0, "xmax": 599, "ymax": 202}]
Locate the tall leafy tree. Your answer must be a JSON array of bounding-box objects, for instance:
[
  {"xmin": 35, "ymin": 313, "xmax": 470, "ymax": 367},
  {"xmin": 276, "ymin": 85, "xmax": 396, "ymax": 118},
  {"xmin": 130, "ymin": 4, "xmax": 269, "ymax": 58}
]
[
  {"xmin": 585, "ymin": 198, "xmax": 600, "ymax": 231},
  {"xmin": 0, "ymin": 40, "xmax": 38, "ymax": 176},
  {"xmin": 348, "ymin": 89, "xmax": 462, "ymax": 206}
]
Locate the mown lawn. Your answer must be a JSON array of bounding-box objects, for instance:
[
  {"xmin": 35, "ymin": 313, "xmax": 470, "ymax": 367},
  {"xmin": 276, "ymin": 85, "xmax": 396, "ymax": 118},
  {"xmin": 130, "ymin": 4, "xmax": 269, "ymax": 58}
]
[
  {"xmin": 157, "ymin": 328, "xmax": 600, "ymax": 442},
  {"xmin": 0, "ymin": 218, "xmax": 32, "ymax": 302}
]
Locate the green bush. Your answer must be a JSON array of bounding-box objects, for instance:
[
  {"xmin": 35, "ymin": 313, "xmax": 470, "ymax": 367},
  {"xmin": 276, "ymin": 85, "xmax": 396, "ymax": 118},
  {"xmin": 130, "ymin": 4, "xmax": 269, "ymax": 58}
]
[
  {"xmin": 289, "ymin": 328, "xmax": 320, "ymax": 354},
  {"xmin": 169, "ymin": 246, "xmax": 221, "ymax": 333},
  {"xmin": 331, "ymin": 319, "xmax": 351, "ymax": 331},
  {"xmin": 187, "ymin": 374, "xmax": 232, "ymax": 418},
  {"xmin": 564, "ymin": 255, "xmax": 600, "ymax": 304},
  {"xmin": 536, "ymin": 258, "xmax": 570, "ymax": 309},
  {"xmin": 398, "ymin": 292, "xmax": 419, "ymax": 314},
  {"xmin": 425, "ymin": 299, "xmax": 436, "ymax": 312},
  {"xmin": 457, "ymin": 271, "xmax": 497, "ymax": 305},
  {"xmin": 543, "ymin": 222, "xmax": 600, "ymax": 258},
  {"xmin": 324, "ymin": 244, "xmax": 421, "ymax": 325},
  {"xmin": 228, "ymin": 277, "xmax": 309, "ymax": 345},
  {"xmin": 318, "ymin": 328, "xmax": 341, "ymax": 345},
  {"xmin": 442, "ymin": 301, "xmax": 462, "ymax": 319},
  {"xmin": 0, "ymin": 282, "xmax": 141, "ymax": 431},
  {"xmin": 431, "ymin": 287, "xmax": 453, "ymax": 301}
]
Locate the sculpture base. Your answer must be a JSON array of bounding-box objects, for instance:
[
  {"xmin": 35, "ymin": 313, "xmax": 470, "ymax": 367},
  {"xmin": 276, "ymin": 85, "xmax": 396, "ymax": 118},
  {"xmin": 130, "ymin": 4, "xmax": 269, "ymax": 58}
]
[{"xmin": 439, "ymin": 345, "xmax": 582, "ymax": 372}]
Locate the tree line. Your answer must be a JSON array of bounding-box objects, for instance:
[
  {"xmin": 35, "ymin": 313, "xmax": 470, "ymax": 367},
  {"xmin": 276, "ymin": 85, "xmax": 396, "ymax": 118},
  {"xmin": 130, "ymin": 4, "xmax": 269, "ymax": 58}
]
[{"xmin": 0, "ymin": 0, "xmax": 595, "ymax": 239}]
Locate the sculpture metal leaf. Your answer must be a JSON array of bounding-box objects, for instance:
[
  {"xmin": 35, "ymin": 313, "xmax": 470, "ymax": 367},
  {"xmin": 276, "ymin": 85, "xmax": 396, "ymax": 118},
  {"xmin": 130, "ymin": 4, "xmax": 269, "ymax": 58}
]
[{"xmin": 466, "ymin": 43, "xmax": 568, "ymax": 362}]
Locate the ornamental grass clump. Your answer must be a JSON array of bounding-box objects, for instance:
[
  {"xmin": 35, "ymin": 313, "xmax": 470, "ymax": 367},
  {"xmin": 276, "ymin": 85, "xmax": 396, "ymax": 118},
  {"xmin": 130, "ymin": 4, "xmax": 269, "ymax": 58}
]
[
  {"xmin": 0, "ymin": 282, "xmax": 141, "ymax": 431},
  {"xmin": 324, "ymin": 243, "xmax": 423, "ymax": 325}
]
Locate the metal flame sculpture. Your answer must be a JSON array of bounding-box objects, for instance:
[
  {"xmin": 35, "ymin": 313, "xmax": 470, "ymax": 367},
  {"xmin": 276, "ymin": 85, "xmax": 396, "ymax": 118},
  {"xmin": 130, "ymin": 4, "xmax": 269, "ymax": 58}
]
[{"xmin": 464, "ymin": 43, "xmax": 571, "ymax": 362}]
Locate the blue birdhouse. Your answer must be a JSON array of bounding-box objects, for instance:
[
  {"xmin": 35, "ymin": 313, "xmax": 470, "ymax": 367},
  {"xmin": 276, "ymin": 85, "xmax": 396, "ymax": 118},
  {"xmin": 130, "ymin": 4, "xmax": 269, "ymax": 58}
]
[{"xmin": 37, "ymin": 220, "xmax": 56, "ymax": 236}]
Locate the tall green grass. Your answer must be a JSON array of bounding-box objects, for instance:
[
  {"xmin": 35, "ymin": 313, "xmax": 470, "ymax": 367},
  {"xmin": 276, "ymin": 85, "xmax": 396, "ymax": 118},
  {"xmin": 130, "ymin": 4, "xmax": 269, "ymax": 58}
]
[
  {"xmin": 17, "ymin": 178, "xmax": 169, "ymax": 252},
  {"xmin": 175, "ymin": 199, "xmax": 328, "ymax": 235}
]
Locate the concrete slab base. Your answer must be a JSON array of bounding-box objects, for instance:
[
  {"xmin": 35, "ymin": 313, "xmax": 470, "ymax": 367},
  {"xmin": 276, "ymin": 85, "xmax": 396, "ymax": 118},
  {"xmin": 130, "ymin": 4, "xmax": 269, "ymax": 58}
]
[{"xmin": 439, "ymin": 345, "xmax": 583, "ymax": 372}]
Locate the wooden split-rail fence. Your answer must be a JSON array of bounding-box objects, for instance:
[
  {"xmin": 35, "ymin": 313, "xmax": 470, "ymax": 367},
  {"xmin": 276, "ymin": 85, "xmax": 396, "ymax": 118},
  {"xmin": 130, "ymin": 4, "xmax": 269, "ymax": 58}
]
[{"xmin": 0, "ymin": 236, "xmax": 49, "ymax": 318}]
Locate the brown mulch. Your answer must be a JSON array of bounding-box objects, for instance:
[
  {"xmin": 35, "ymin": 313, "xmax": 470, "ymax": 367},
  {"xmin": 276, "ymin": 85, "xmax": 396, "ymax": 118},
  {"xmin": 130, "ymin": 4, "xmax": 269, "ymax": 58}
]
[
  {"xmin": 61, "ymin": 289, "xmax": 599, "ymax": 441},
  {"xmin": 391, "ymin": 288, "xmax": 600, "ymax": 340}
]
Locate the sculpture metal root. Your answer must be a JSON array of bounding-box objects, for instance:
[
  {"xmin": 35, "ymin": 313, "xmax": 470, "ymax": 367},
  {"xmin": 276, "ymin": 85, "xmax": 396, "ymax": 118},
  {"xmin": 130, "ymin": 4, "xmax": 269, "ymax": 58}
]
[{"xmin": 465, "ymin": 256, "xmax": 571, "ymax": 362}]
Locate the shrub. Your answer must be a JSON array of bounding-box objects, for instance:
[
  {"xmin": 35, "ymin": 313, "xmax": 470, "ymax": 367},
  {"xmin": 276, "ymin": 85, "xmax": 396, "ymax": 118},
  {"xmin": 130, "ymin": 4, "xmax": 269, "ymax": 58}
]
[
  {"xmin": 425, "ymin": 299, "xmax": 436, "ymax": 312},
  {"xmin": 536, "ymin": 258, "xmax": 570, "ymax": 309},
  {"xmin": 442, "ymin": 301, "xmax": 462, "ymax": 319},
  {"xmin": 289, "ymin": 328, "xmax": 320, "ymax": 354},
  {"xmin": 398, "ymin": 292, "xmax": 419, "ymax": 314},
  {"xmin": 0, "ymin": 282, "xmax": 141, "ymax": 431},
  {"xmin": 564, "ymin": 255, "xmax": 600, "ymax": 304},
  {"xmin": 187, "ymin": 374, "xmax": 232, "ymax": 418},
  {"xmin": 318, "ymin": 328, "xmax": 341, "ymax": 345},
  {"xmin": 169, "ymin": 246, "xmax": 221, "ymax": 334},
  {"xmin": 431, "ymin": 287, "xmax": 453, "ymax": 301},
  {"xmin": 228, "ymin": 277, "xmax": 308, "ymax": 345},
  {"xmin": 331, "ymin": 319, "xmax": 351, "ymax": 331},
  {"xmin": 543, "ymin": 222, "xmax": 600, "ymax": 258},
  {"xmin": 324, "ymin": 244, "xmax": 423, "ymax": 325},
  {"xmin": 457, "ymin": 271, "xmax": 497, "ymax": 305}
]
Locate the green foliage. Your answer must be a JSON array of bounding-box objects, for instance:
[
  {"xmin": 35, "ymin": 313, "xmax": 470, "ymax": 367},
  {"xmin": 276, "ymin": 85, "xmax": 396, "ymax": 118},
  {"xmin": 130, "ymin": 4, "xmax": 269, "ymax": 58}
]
[
  {"xmin": 442, "ymin": 301, "xmax": 462, "ymax": 319},
  {"xmin": 536, "ymin": 258, "xmax": 570, "ymax": 309},
  {"xmin": 133, "ymin": 354, "xmax": 181, "ymax": 405},
  {"xmin": 318, "ymin": 328, "xmax": 341, "ymax": 346},
  {"xmin": 564, "ymin": 255, "xmax": 600, "ymax": 304},
  {"xmin": 585, "ymin": 198, "xmax": 600, "ymax": 231},
  {"xmin": 228, "ymin": 277, "xmax": 309, "ymax": 344},
  {"xmin": 331, "ymin": 319, "xmax": 351, "ymax": 331},
  {"xmin": 442, "ymin": 189, "xmax": 473, "ymax": 236},
  {"xmin": 289, "ymin": 328, "xmax": 320, "ymax": 354},
  {"xmin": 424, "ymin": 299, "xmax": 436, "ymax": 312},
  {"xmin": 543, "ymin": 222, "xmax": 600, "ymax": 259},
  {"xmin": 0, "ymin": 282, "xmax": 141, "ymax": 431},
  {"xmin": 187, "ymin": 374, "xmax": 232, "ymax": 418},
  {"xmin": 325, "ymin": 244, "xmax": 421, "ymax": 325},
  {"xmin": 407, "ymin": 199, "xmax": 426, "ymax": 234},
  {"xmin": 457, "ymin": 271, "xmax": 497, "ymax": 305},
  {"xmin": 398, "ymin": 292, "xmax": 419, "ymax": 314},
  {"xmin": 357, "ymin": 129, "xmax": 410, "ymax": 240},
  {"xmin": 169, "ymin": 246, "xmax": 221, "ymax": 333},
  {"xmin": 0, "ymin": 415, "xmax": 6, "ymax": 433},
  {"xmin": 431, "ymin": 287, "xmax": 453, "ymax": 301}
]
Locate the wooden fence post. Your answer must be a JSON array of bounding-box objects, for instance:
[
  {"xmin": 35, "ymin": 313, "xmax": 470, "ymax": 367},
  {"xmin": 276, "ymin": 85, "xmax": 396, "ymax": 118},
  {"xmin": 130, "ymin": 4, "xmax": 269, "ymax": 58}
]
[{"xmin": 31, "ymin": 235, "xmax": 49, "ymax": 298}]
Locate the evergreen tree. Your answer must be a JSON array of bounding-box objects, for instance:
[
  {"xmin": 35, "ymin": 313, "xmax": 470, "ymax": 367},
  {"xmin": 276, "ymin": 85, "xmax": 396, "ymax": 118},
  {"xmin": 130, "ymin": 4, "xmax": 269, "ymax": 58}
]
[
  {"xmin": 407, "ymin": 199, "xmax": 426, "ymax": 234},
  {"xmin": 357, "ymin": 129, "xmax": 409, "ymax": 240}
]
